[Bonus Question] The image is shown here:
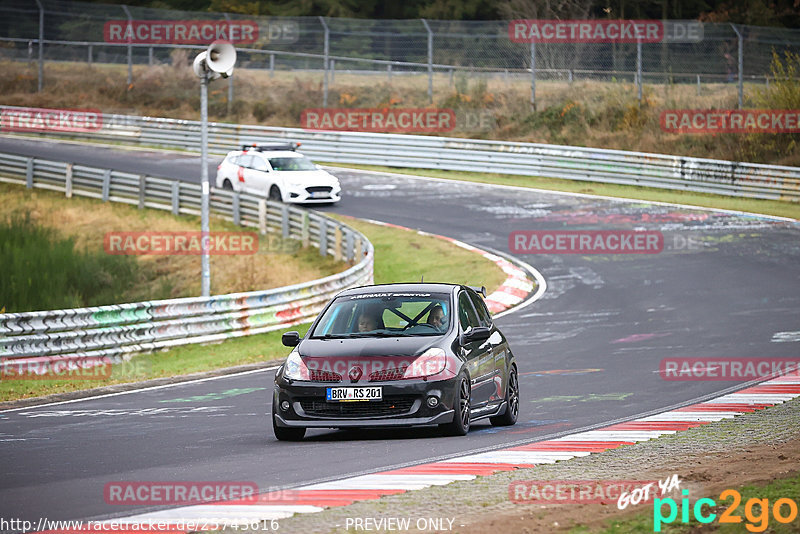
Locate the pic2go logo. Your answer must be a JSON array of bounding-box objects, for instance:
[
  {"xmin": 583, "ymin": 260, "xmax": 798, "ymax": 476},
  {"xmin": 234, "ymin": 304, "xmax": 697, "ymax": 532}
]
[{"xmin": 654, "ymin": 489, "xmax": 799, "ymax": 532}]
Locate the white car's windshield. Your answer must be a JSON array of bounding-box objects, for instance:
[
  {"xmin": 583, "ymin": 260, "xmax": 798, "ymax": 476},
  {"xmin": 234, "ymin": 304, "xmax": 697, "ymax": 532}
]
[
  {"xmin": 269, "ymin": 157, "xmax": 317, "ymax": 171},
  {"xmin": 310, "ymin": 292, "xmax": 451, "ymax": 338}
]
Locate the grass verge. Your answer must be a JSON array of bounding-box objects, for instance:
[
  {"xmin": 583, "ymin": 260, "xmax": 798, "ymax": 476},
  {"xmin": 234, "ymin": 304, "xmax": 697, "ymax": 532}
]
[
  {"xmin": 323, "ymin": 163, "xmax": 800, "ymax": 221},
  {"xmin": 0, "ymin": 216, "xmax": 511, "ymax": 403}
]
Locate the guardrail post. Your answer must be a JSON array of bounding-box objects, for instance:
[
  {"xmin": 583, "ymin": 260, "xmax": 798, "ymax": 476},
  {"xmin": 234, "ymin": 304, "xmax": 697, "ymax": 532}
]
[
  {"xmin": 65, "ymin": 163, "xmax": 73, "ymax": 198},
  {"xmin": 334, "ymin": 225, "xmax": 342, "ymax": 261},
  {"xmin": 387, "ymin": 63, "xmax": 392, "ymax": 83},
  {"xmin": 102, "ymin": 169, "xmax": 111, "ymax": 201},
  {"xmin": 138, "ymin": 175, "xmax": 146, "ymax": 209},
  {"xmin": 697, "ymin": 74, "xmax": 701, "ymax": 95},
  {"xmin": 301, "ymin": 212, "xmax": 310, "ymax": 247},
  {"xmin": 281, "ymin": 205, "xmax": 289, "ymax": 238},
  {"xmin": 232, "ymin": 191, "xmax": 241, "ymax": 226},
  {"xmin": 88, "ymin": 44, "xmax": 92, "ymax": 66},
  {"xmin": 270, "ymin": 54, "xmax": 275, "ymax": 78},
  {"xmin": 258, "ymin": 199, "xmax": 267, "ymax": 235},
  {"xmin": 26, "ymin": 158, "xmax": 34, "ymax": 189},
  {"xmin": 319, "ymin": 219, "xmax": 327, "ymax": 256},
  {"xmin": 345, "ymin": 230, "xmax": 354, "ymax": 262},
  {"xmin": 171, "ymin": 181, "xmax": 179, "ymax": 214},
  {"xmin": 331, "ymin": 59, "xmax": 335, "ymax": 84},
  {"xmin": 355, "ymin": 237, "xmax": 362, "ymax": 261}
]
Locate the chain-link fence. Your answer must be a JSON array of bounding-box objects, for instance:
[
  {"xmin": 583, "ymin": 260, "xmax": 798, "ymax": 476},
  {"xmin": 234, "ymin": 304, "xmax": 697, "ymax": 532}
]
[{"xmin": 1, "ymin": 0, "xmax": 800, "ymax": 108}]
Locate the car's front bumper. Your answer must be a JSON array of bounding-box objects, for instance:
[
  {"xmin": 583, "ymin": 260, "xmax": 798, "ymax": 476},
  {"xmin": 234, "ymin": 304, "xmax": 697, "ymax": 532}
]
[
  {"xmin": 273, "ymin": 375, "xmax": 459, "ymax": 429},
  {"xmin": 285, "ymin": 185, "xmax": 341, "ymax": 203}
]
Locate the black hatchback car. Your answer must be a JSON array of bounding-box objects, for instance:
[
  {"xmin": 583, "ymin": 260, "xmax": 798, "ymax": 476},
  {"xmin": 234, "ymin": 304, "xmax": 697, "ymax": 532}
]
[{"xmin": 272, "ymin": 283, "xmax": 520, "ymax": 440}]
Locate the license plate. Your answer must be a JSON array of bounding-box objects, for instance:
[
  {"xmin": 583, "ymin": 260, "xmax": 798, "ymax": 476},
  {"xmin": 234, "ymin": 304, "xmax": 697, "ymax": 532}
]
[
  {"xmin": 309, "ymin": 191, "xmax": 326, "ymax": 198},
  {"xmin": 326, "ymin": 387, "xmax": 382, "ymax": 402}
]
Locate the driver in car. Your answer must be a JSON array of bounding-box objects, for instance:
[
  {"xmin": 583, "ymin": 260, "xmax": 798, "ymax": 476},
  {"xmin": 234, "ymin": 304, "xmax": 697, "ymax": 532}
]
[{"xmin": 427, "ymin": 304, "xmax": 447, "ymax": 331}]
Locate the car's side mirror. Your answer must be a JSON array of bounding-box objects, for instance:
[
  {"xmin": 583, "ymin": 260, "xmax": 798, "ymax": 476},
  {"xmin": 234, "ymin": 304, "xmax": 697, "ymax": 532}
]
[
  {"xmin": 461, "ymin": 326, "xmax": 490, "ymax": 344},
  {"xmin": 282, "ymin": 331, "xmax": 301, "ymax": 347}
]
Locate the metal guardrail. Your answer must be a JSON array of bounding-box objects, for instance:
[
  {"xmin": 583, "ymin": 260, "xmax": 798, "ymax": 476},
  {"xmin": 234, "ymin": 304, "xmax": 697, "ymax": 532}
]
[
  {"xmin": 2, "ymin": 106, "xmax": 798, "ymax": 202},
  {"xmin": 0, "ymin": 151, "xmax": 373, "ymax": 370}
]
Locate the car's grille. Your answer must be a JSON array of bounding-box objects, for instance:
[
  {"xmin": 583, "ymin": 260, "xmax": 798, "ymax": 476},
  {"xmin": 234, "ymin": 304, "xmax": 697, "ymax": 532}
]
[
  {"xmin": 306, "ymin": 186, "xmax": 332, "ymax": 194},
  {"xmin": 309, "ymin": 370, "xmax": 342, "ymax": 382},
  {"xmin": 299, "ymin": 396, "xmax": 416, "ymax": 418},
  {"xmin": 369, "ymin": 367, "xmax": 407, "ymax": 381}
]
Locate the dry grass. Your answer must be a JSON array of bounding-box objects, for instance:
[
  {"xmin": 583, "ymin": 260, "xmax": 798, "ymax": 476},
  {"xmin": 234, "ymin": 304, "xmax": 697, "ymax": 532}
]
[
  {"xmin": 0, "ymin": 55, "xmax": 796, "ymax": 166},
  {"xmin": 0, "ymin": 183, "xmax": 346, "ymax": 302}
]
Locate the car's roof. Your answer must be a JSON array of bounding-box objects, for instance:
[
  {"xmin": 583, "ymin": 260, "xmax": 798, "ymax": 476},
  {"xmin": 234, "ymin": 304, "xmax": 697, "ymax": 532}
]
[
  {"xmin": 336, "ymin": 283, "xmax": 464, "ymax": 297},
  {"xmin": 227, "ymin": 150, "xmax": 304, "ymax": 158}
]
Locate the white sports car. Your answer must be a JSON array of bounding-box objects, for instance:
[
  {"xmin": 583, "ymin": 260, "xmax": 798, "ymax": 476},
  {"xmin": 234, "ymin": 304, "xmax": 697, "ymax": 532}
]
[{"xmin": 216, "ymin": 143, "xmax": 341, "ymax": 204}]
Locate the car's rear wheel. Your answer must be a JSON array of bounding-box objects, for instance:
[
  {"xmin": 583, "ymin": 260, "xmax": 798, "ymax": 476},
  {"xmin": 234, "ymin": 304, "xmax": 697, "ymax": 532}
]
[
  {"xmin": 490, "ymin": 365, "xmax": 519, "ymax": 426},
  {"xmin": 440, "ymin": 375, "xmax": 471, "ymax": 436},
  {"xmin": 268, "ymin": 185, "xmax": 282, "ymax": 202},
  {"xmin": 272, "ymin": 403, "xmax": 305, "ymax": 441},
  {"xmin": 222, "ymin": 179, "xmax": 233, "ymax": 191}
]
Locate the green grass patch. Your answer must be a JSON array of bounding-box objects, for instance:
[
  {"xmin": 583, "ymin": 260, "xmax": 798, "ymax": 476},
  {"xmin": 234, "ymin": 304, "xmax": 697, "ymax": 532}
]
[
  {"xmin": 0, "ymin": 212, "xmax": 140, "ymax": 312},
  {"xmin": 578, "ymin": 471, "xmax": 800, "ymax": 533},
  {"xmin": 0, "ymin": 215, "xmax": 511, "ymax": 402},
  {"xmin": 322, "ymin": 163, "xmax": 800, "ymax": 221},
  {"xmin": 329, "ymin": 215, "xmax": 508, "ymax": 291}
]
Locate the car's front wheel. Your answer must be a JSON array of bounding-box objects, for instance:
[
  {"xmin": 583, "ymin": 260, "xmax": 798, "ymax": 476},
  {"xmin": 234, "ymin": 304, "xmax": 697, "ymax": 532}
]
[
  {"xmin": 490, "ymin": 365, "xmax": 519, "ymax": 426},
  {"xmin": 268, "ymin": 185, "xmax": 283, "ymax": 202},
  {"xmin": 440, "ymin": 375, "xmax": 471, "ymax": 436},
  {"xmin": 272, "ymin": 402, "xmax": 305, "ymax": 441}
]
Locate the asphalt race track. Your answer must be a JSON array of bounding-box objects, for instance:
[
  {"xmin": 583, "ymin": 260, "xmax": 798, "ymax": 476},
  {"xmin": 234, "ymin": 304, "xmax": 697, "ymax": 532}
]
[{"xmin": 1, "ymin": 136, "xmax": 799, "ymax": 526}]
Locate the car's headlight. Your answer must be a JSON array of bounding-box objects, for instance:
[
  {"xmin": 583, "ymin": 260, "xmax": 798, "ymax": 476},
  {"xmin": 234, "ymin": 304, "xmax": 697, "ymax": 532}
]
[
  {"xmin": 403, "ymin": 348, "xmax": 447, "ymax": 379},
  {"xmin": 283, "ymin": 349, "xmax": 310, "ymax": 380}
]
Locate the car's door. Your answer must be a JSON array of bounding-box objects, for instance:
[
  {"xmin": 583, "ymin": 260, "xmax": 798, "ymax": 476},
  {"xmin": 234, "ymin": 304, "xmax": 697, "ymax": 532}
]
[
  {"xmin": 457, "ymin": 290, "xmax": 494, "ymax": 407},
  {"xmin": 468, "ymin": 290, "xmax": 508, "ymax": 405},
  {"xmin": 247, "ymin": 154, "xmax": 272, "ymax": 195}
]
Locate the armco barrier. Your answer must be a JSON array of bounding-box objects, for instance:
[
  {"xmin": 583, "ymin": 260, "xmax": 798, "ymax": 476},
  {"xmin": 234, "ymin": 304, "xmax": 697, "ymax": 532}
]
[
  {"xmin": 1, "ymin": 106, "xmax": 799, "ymax": 202},
  {"xmin": 0, "ymin": 152, "xmax": 373, "ymax": 370}
]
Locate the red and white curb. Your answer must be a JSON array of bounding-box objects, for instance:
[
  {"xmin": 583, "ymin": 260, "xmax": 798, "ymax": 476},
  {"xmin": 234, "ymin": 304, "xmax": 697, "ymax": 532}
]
[
  {"xmin": 107, "ymin": 375, "xmax": 800, "ymax": 525},
  {"xmin": 338, "ymin": 216, "xmax": 538, "ymax": 314}
]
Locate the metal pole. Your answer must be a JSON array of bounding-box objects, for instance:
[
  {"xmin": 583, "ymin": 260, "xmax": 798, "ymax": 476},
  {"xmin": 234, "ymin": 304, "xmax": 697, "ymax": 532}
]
[
  {"xmin": 319, "ymin": 16, "xmax": 329, "ymax": 108},
  {"xmin": 200, "ymin": 74, "xmax": 211, "ymax": 297},
  {"xmin": 88, "ymin": 44, "xmax": 92, "ymax": 66},
  {"xmin": 387, "ymin": 63, "xmax": 392, "ymax": 83},
  {"xmin": 34, "ymin": 0, "xmax": 43, "ymax": 92},
  {"xmin": 530, "ymin": 40, "xmax": 536, "ymax": 111},
  {"xmin": 730, "ymin": 24, "xmax": 744, "ymax": 109},
  {"xmin": 331, "ymin": 59, "xmax": 335, "ymax": 84},
  {"xmin": 637, "ymin": 40, "xmax": 642, "ymax": 104},
  {"xmin": 224, "ymin": 14, "xmax": 234, "ymax": 114},
  {"xmin": 122, "ymin": 5, "xmax": 133, "ymax": 87},
  {"xmin": 270, "ymin": 53, "xmax": 274, "ymax": 77},
  {"xmin": 697, "ymin": 74, "xmax": 701, "ymax": 96},
  {"xmin": 421, "ymin": 19, "xmax": 433, "ymax": 104}
]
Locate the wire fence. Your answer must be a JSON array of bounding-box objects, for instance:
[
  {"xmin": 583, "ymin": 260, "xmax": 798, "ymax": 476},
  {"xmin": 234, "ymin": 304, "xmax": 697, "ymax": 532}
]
[{"xmin": 1, "ymin": 0, "xmax": 800, "ymax": 108}]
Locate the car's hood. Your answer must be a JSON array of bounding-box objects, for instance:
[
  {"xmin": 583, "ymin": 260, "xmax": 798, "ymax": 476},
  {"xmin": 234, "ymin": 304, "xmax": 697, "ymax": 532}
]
[
  {"xmin": 276, "ymin": 170, "xmax": 337, "ymax": 186},
  {"xmin": 298, "ymin": 336, "xmax": 439, "ymax": 359}
]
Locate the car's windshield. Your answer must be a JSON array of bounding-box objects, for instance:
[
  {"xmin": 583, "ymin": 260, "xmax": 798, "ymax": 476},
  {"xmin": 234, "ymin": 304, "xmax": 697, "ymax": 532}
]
[
  {"xmin": 310, "ymin": 292, "xmax": 451, "ymax": 338},
  {"xmin": 268, "ymin": 157, "xmax": 317, "ymax": 171}
]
